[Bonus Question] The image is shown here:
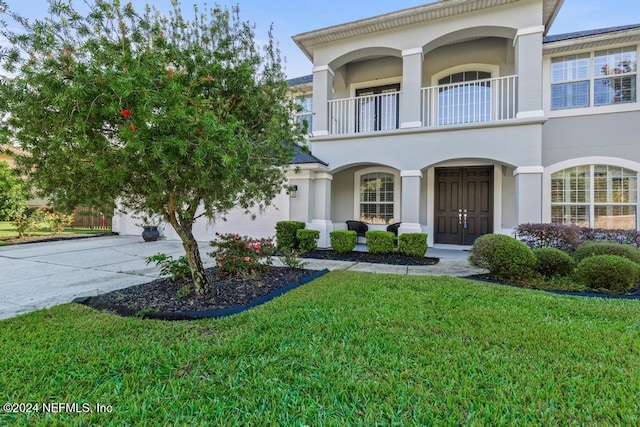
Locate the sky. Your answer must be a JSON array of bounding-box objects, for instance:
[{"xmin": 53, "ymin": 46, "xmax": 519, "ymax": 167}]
[{"xmin": 3, "ymin": 0, "xmax": 640, "ymax": 79}]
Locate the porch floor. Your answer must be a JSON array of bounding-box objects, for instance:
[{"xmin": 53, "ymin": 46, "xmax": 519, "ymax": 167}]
[{"xmin": 353, "ymin": 243, "xmax": 471, "ymax": 261}]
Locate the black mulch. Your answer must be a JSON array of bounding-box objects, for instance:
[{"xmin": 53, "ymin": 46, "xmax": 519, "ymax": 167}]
[
  {"xmin": 301, "ymin": 249, "xmax": 439, "ymax": 266},
  {"xmin": 464, "ymin": 274, "xmax": 640, "ymax": 300},
  {"xmin": 76, "ymin": 266, "xmax": 328, "ymax": 321},
  {"xmin": 1, "ymin": 232, "xmax": 113, "ymax": 245}
]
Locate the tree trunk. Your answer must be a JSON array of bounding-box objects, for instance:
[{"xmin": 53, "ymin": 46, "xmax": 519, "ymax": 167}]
[
  {"xmin": 170, "ymin": 219, "xmax": 209, "ymax": 295},
  {"xmin": 181, "ymin": 233, "xmax": 209, "ymax": 295}
]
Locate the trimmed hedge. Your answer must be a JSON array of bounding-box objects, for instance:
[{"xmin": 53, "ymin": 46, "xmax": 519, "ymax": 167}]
[
  {"xmin": 398, "ymin": 233, "xmax": 428, "ymax": 258},
  {"xmin": 365, "ymin": 231, "xmax": 395, "ymax": 255},
  {"xmin": 515, "ymin": 223, "xmax": 640, "ymax": 251},
  {"xmin": 275, "ymin": 221, "xmax": 306, "ymax": 251},
  {"xmin": 296, "ymin": 229, "xmax": 320, "ymax": 252},
  {"xmin": 469, "ymin": 234, "xmax": 536, "ymax": 281},
  {"xmin": 574, "ymin": 241, "xmax": 640, "ymax": 265},
  {"xmin": 533, "ymin": 247, "xmax": 575, "ymax": 278},
  {"xmin": 575, "ymin": 255, "xmax": 639, "ymax": 294},
  {"xmin": 514, "ymin": 223, "xmax": 581, "ymax": 253},
  {"xmin": 330, "ymin": 230, "xmax": 357, "ymax": 254}
]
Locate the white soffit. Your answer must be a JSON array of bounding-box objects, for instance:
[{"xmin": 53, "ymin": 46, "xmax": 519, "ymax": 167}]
[{"xmin": 292, "ymin": 0, "xmax": 563, "ymax": 61}]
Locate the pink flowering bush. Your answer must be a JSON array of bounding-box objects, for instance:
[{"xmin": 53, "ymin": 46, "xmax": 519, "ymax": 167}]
[{"xmin": 209, "ymin": 233, "xmax": 276, "ymax": 276}]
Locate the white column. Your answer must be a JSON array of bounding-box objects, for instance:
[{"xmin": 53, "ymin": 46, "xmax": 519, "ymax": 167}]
[
  {"xmin": 400, "ymin": 48, "xmax": 423, "ymax": 129},
  {"xmin": 399, "ymin": 170, "xmax": 423, "ymax": 234},
  {"xmin": 312, "ymin": 65, "xmax": 334, "ymax": 137},
  {"xmin": 287, "ymin": 170, "xmax": 315, "ymax": 223},
  {"xmin": 514, "ymin": 166, "xmax": 544, "ymax": 224},
  {"xmin": 514, "ymin": 26, "xmax": 544, "ymax": 118},
  {"xmin": 308, "ymin": 172, "xmax": 333, "ymax": 248}
]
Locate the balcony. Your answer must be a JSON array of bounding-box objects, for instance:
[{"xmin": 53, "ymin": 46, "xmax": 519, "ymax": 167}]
[
  {"xmin": 325, "ymin": 75, "xmax": 518, "ymax": 136},
  {"xmin": 328, "ymin": 90, "xmax": 401, "ymax": 136}
]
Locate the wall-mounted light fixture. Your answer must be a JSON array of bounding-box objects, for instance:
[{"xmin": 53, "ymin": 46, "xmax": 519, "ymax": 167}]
[{"xmin": 287, "ymin": 184, "xmax": 298, "ymax": 198}]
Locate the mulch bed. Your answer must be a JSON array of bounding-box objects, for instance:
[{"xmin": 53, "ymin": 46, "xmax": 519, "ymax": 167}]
[
  {"xmin": 78, "ymin": 250, "xmax": 440, "ymax": 320},
  {"xmin": 465, "ymin": 274, "xmax": 640, "ymax": 300},
  {"xmin": 0, "ymin": 232, "xmax": 111, "ymax": 245},
  {"xmin": 77, "ymin": 266, "xmax": 329, "ymax": 320},
  {"xmin": 302, "ymin": 249, "xmax": 439, "ymax": 266}
]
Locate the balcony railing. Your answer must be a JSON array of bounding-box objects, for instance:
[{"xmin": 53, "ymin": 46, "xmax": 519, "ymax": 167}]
[
  {"xmin": 322, "ymin": 75, "xmax": 518, "ymax": 136},
  {"xmin": 328, "ymin": 91, "xmax": 401, "ymax": 136},
  {"xmin": 421, "ymin": 75, "xmax": 518, "ymax": 127}
]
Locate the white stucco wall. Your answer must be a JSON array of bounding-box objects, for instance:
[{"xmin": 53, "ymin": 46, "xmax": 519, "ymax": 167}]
[{"xmin": 113, "ymin": 190, "xmax": 290, "ymax": 242}]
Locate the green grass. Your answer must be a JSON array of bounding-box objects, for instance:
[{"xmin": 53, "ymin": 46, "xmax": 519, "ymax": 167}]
[
  {"xmin": 1, "ymin": 271, "xmax": 639, "ymax": 425},
  {"xmin": 0, "ymin": 221, "xmax": 105, "ymax": 240}
]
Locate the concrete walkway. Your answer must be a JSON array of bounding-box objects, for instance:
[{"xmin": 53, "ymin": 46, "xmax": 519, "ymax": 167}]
[{"xmin": 0, "ymin": 235, "xmax": 485, "ymax": 320}]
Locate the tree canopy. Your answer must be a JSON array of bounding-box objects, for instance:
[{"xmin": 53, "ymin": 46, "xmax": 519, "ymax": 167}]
[{"xmin": 0, "ymin": 0, "xmax": 306, "ymax": 294}]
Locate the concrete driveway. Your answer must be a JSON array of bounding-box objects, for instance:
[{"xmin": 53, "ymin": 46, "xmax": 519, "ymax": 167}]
[{"xmin": 0, "ymin": 236, "xmax": 214, "ymax": 320}]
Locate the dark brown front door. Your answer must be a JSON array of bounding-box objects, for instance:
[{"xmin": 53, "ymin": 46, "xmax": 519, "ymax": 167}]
[{"xmin": 435, "ymin": 167, "xmax": 493, "ymax": 245}]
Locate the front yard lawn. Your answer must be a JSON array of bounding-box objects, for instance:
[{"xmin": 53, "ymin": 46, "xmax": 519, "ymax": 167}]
[{"xmin": 1, "ymin": 271, "xmax": 639, "ymax": 425}]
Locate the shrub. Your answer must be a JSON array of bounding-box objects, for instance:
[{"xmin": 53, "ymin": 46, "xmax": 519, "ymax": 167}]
[
  {"xmin": 533, "ymin": 247, "xmax": 575, "ymax": 278},
  {"xmin": 145, "ymin": 253, "xmax": 190, "ymax": 282},
  {"xmin": 13, "ymin": 207, "xmax": 46, "ymax": 237},
  {"xmin": 296, "ymin": 229, "xmax": 320, "ymax": 253},
  {"xmin": 278, "ymin": 249, "xmax": 307, "ymax": 269},
  {"xmin": 536, "ymin": 275, "xmax": 587, "ymax": 292},
  {"xmin": 574, "ymin": 241, "xmax": 640, "ymax": 265},
  {"xmin": 14, "ymin": 215, "xmax": 37, "ymax": 237},
  {"xmin": 469, "ymin": 234, "xmax": 536, "ymax": 281},
  {"xmin": 398, "ymin": 233, "xmax": 428, "ymax": 257},
  {"xmin": 580, "ymin": 228, "xmax": 640, "ymax": 248},
  {"xmin": 0, "ymin": 162, "xmax": 28, "ymax": 221},
  {"xmin": 275, "ymin": 221, "xmax": 306, "ymax": 252},
  {"xmin": 515, "ymin": 223, "xmax": 640, "ymax": 252},
  {"xmin": 514, "ymin": 223, "xmax": 581, "ymax": 253},
  {"xmin": 365, "ymin": 230, "xmax": 395, "ymax": 255},
  {"xmin": 209, "ymin": 233, "xmax": 275, "ymax": 276},
  {"xmin": 46, "ymin": 211, "xmax": 74, "ymax": 233},
  {"xmin": 330, "ymin": 230, "xmax": 357, "ymax": 254},
  {"xmin": 575, "ymin": 255, "xmax": 639, "ymax": 294}
]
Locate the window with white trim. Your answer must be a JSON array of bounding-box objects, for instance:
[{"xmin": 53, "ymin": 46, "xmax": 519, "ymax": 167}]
[
  {"xmin": 551, "ymin": 46, "xmax": 637, "ymax": 110},
  {"xmin": 437, "ymin": 71, "xmax": 492, "ymax": 125},
  {"xmin": 294, "ymin": 96, "xmax": 313, "ymax": 133},
  {"xmin": 551, "ymin": 165, "xmax": 638, "ymax": 229},
  {"xmin": 359, "ymin": 172, "xmax": 395, "ymax": 224}
]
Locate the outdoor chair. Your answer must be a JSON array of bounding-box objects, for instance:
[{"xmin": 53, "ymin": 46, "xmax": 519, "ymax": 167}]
[
  {"xmin": 386, "ymin": 222, "xmax": 401, "ymax": 237},
  {"xmin": 346, "ymin": 220, "xmax": 368, "ymax": 239}
]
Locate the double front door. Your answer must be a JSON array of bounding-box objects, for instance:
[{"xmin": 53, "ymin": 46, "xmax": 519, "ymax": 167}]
[{"xmin": 435, "ymin": 167, "xmax": 493, "ymax": 245}]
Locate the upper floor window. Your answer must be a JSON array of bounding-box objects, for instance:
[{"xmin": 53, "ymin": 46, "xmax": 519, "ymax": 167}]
[
  {"xmin": 355, "ymin": 84, "xmax": 400, "ymax": 133},
  {"xmin": 551, "ymin": 46, "xmax": 637, "ymax": 110},
  {"xmin": 437, "ymin": 71, "xmax": 492, "ymax": 125},
  {"xmin": 295, "ymin": 96, "xmax": 313, "ymax": 133}
]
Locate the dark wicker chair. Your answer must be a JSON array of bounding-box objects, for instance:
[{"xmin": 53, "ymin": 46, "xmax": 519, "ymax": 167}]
[
  {"xmin": 346, "ymin": 220, "xmax": 368, "ymax": 238},
  {"xmin": 386, "ymin": 222, "xmax": 402, "ymax": 237}
]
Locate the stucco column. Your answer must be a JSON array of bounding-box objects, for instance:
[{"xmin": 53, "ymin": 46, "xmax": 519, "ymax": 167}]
[
  {"xmin": 399, "ymin": 170, "xmax": 423, "ymax": 234},
  {"xmin": 401, "ymin": 48, "xmax": 423, "ymax": 129},
  {"xmin": 312, "ymin": 65, "xmax": 334, "ymax": 137},
  {"xmin": 515, "ymin": 26, "xmax": 544, "ymax": 118},
  {"xmin": 514, "ymin": 166, "xmax": 543, "ymax": 225},
  {"xmin": 287, "ymin": 170, "xmax": 315, "ymax": 223},
  {"xmin": 309, "ymin": 172, "xmax": 333, "ymax": 248}
]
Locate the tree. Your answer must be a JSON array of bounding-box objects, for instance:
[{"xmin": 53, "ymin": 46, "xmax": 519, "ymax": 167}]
[
  {"xmin": 0, "ymin": 161, "xmax": 28, "ymax": 220},
  {"xmin": 0, "ymin": 0, "xmax": 305, "ymax": 295}
]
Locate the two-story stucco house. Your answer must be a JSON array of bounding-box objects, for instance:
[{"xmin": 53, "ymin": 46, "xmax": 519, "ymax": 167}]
[{"xmin": 113, "ymin": 0, "xmax": 640, "ymax": 248}]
